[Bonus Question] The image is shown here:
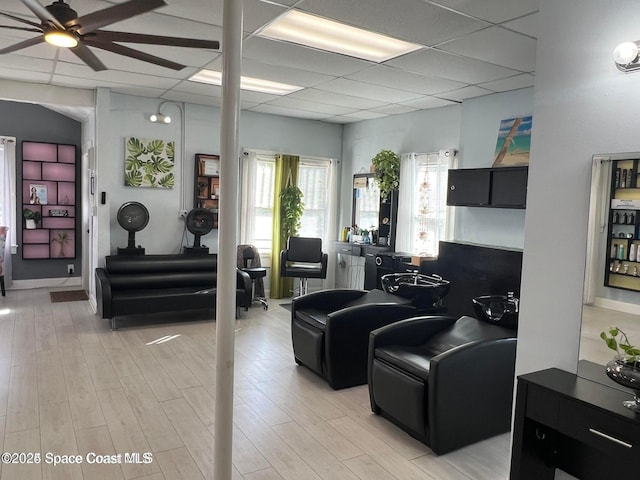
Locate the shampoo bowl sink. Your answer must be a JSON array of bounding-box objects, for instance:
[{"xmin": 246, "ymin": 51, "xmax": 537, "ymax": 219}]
[
  {"xmin": 472, "ymin": 294, "xmax": 519, "ymax": 329},
  {"xmin": 381, "ymin": 273, "xmax": 450, "ymax": 309}
]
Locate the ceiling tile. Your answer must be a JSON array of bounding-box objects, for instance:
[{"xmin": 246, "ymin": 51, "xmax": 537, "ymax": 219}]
[
  {"xmin": 248, "ymin": 104, "xmax": 330, "ymax": 120},
  {"xmin": 323, "ymin": 115, "xmax": 362, "ymax": 124},
  {"xmin": 265, "ymin": 96, "xmax": 356, "ymax": 115},
  {"xmin": 337, "ymin": 110, "xmax": 389, "ymax": 120},
  {"xmin": 387, "ymin": 49, "xmax": 521, "ymax": 84},
  {"xmin": 438, "ymin": 85, "xmax": 494, "ymax": 101},
  {"xmin": 479, "ymin": 73, "xmax": 535, "ymax": 92},
  {"xmin": 298, "ymin": 0, "xmax": 489, "ymax": 46},
  {"xmin": 204, "ymin": 57, "xmax": 336, "ymax": 87},
  {"xmin": 314, "ymin": 78, "xmax": 423, "ymax": 103},
  {"xmin": 400, "ymin": 96, "xmax": 459, "ymax": 109},
  {"xmin": 160, "ymin": 90, "xmax": 223, "ymax": 108},
  {"xmin": 438, "ymin": 27, "xmax": 537, "ymax": 72},
  {"xmin": 502, "ymin": 12, "xmax": 538, "ymax": 37},
  {"xmin": 429, "ymin": 0, "xmax": 539, "ymax": 23},
  {"xmin": 243, "ymin": 37, "xmax": 373, "ymax": 77},
  {"xmin": 289, "ymin": 88, "xmax": 388, "ymax": 110},
  {"xmin": 369, "ymin": 104, "xmax": 420, "ymax": 115},
  {"xmin": 53, "ymin": 62, "xmax": 180, "ymax": 89},
  {"xmin": 347, "ymin": 65, "xmax": 467, "ymax": 95}
]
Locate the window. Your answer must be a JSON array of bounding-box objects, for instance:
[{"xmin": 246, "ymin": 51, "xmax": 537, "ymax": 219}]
[
  {"xmin": 252, "ymin": 155, "xmax": 276, "ymax": 252},
  {"xmin": 241, "ymin": 152, "xmax": 335, "ymax": 256},
  {"xmin": 396, "ymin": 150, "xmax": 454, "ymax": 256},
  {"xmin": 297, "ymin": 159, "xmax": 331, "ymax": 238}
]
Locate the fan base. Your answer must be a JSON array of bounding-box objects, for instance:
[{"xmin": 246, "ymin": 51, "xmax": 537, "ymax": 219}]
[
  {"xmin": 117, "ymin": 247, "xmax": 146, "ymax": 255},
  {"xmin": 183, "ymin": 246, "xmax": 209, "ymax": 255}
]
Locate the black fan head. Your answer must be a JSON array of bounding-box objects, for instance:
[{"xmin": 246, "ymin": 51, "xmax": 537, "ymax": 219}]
[
  {"xmin": 117, "ymin": 201, "xmax": 149, "ymax": 249},
  {"xmin": 186, "ymin": 208, "xmax": 214, "ymax": 247}
]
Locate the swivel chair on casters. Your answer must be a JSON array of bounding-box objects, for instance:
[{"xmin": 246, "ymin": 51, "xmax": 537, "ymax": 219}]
[
  {"xmin": 280, "ymin": 237, "xmax": 328, "ymax": 296},
  {"xmin": 239, "ymin": 244, "xmax": 268, "ymax": 310}
]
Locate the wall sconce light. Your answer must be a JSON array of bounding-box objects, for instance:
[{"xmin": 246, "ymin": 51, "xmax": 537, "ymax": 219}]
[
  {"xmin": 613, "ymin": 41, "xmax": 640, "ymax": 73},
  {"xmin": 149, "ymin": 113, "xmax": 171, "ymax": 123}
]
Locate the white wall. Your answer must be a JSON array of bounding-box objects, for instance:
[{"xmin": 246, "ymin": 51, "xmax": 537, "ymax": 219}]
[
  {"xmin": 340, "ymin": 105, "xmax": 462, "ymax": 230},
  {"xmin": 95, "ymin": 91, "xmax": 342, "ymax": 260},
  {"xmin": 454, "ymin": 88, "xmax": 533, "ymax": 249},
  {"xmin": 516, "ymin": 0, "xmax": 640, "ymax": 375}
]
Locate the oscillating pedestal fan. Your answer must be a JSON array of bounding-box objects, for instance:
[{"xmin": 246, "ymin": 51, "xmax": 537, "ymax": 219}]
[
  {"xmin": 116, "ymin": 201, "xmax": 149, "ymax": 255},
  {"xmin": 184, "ymin": 208, "xmax": 214, "ymax": 254}
]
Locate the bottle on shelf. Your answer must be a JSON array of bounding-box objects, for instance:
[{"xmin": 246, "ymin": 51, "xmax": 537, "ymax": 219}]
[
  {"xmin": 631, "ymin": 243, "xmax": 637, "ymax": 262},
  {"xmin": 619, "ymin": 244, "xmax": 626, "ymax": 260},
  {"xmin": 613, "ymin": 211, "xmax": 619, "ymax": 223},
  {"xmin": 622, "ymin": 170, "xmax": 628, "ymax": 188},
  {"xmin": 629, "ymin": 212, "xmax": 635, "ymax": 224}
]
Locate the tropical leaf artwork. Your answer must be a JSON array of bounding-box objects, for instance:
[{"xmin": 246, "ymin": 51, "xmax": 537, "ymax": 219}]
[{"xmin": 124, "ymin": 137, "xmax": 176, "ymax": 189}]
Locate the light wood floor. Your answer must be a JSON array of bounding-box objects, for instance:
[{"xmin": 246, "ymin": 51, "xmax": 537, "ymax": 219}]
[{"xmin": 0, "ymin": 288, "xmax": 511, "ymax": 480}]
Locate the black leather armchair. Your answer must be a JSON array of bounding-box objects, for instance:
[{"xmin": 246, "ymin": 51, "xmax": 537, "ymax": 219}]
[
  {"xmin": 368, "ymin": 315, "xmax": 517, "ymax": 454},
  {"xmin": 291, "ymin": 288, "xmax": 417, "ymax": 390}
]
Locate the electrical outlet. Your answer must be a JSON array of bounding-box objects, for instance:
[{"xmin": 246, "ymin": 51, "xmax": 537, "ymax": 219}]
[
  {"xmin": 67, "ymin": 264, "xmax": 74, "ymax": 275},
  {"xmin": 179, "ymin": 210, "xmax": 188, "ymax": 219}
]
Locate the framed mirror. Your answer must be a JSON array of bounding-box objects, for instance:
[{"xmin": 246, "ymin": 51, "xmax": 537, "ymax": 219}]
[
  {"xmin": 581, "ymin": 153, "xmax": 640, "ymax": 367},
  {"xmin": 352, "ymin": 173, "xmax": 380, "ymax": 233}
]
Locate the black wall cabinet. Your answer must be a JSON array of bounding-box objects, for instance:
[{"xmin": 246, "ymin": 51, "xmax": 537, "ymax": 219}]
[{"xmin": 447, "ymin": 166, "xmax": 528, "ymax": 209}]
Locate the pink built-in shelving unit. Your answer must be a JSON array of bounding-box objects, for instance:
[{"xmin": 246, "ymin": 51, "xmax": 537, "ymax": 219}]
[{"xmin": 22, "ymin": 141, "xmax": 76, "ymax": 260}]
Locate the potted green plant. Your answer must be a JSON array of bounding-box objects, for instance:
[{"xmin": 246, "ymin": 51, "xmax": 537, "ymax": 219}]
[
  {"xmin": 280, "ymin": 184, "xmax": 304, "ymax": 239},
  {"xmin": 371, "ymin": 149, "xmax": 400, "ymax": 201},
  {"xmin": 51, "ymin": 231, "xmax": 71, "ymax": 257},
  {"xmin": 23, "ymin": 208, "xmax": 42, "ymax": 229},
  {"xmin": 600, "ymin": 326, "xmax": 640, "ymax": 411}
]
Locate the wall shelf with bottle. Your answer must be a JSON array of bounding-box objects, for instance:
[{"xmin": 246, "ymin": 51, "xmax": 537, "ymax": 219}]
[
  {"xmin": 605, "ymin": 158, "xmax": 640, "ymax": 290},
  {"xmin": 21, "ymin": 141, "xmax": 76, "ymax": 260},
  {"xmin": 194, "ymin": 153, "xmax": 220, "ymax": 229}
]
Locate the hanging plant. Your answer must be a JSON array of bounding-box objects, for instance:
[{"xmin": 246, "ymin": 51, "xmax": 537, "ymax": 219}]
[
  {"xmin": 371, "ymin": 149, "xmax": 400, "ymax": 200},
  {"xmin": 280, "ymin": 184, "xmax": 304, "ymax": 239}
]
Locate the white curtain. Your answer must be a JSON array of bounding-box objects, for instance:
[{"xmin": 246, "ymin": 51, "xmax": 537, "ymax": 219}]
[
  {"xmin": 396, "ymin": 149, "xmax": 454, "ymax": 256},
  {"xmin": 322, "ymin": 159, "xmax": 338, "ymax": 289},
  {"xmin": 0, "ymin": 137, "xmax": 16, "ymax": 289},
  {"xmin": 396, "ymin": 153, "xmax": 416, "ymax": 253},
  {"xmin": 239, "ymin": 149, "xmax": 257, "ymax": 244}
]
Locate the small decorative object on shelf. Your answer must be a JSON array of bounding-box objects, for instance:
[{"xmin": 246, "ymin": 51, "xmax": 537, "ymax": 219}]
[
  {"xmin": 23, "ymin": 208, "xmax": 41, "ymax": 229},
  {"xmin": 600, "ymin": 326, "xmax": 640, "ymax": 411}
]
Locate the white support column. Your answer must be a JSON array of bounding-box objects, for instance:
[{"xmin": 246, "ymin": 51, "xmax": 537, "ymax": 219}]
[{"xmin": 214, "ymin": 0, "xmax": 243, "ymax": 479}]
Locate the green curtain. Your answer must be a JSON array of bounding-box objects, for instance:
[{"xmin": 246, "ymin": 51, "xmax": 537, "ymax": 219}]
[{"xmin": 270, "ymin": 154, "xmax": 300, "ymax": 299}]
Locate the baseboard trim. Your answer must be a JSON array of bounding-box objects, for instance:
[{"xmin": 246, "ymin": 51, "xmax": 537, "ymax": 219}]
[
  {"xmin": 593, "ymin": 297, "xmax": 640, "ymax": 315},
  {"xmin": 10, "ymin": 277, "xmax": 82, "ymax": 290}
]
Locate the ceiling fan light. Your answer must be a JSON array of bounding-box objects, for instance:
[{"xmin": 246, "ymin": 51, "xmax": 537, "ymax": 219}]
[{"xmin": 44, "ymin": 30, "xmax": 78, "ymax": 48}]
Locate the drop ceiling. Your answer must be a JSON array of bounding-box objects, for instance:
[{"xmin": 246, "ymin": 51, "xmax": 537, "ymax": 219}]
[{"xmin": 0, "ymin": 0, "xmax": 538, "ymax": 123}]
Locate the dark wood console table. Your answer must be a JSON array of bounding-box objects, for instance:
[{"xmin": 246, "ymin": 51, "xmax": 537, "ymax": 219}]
[{"xmin": 510, "ymin": 365, "xmax": 640, "ymax": 479}]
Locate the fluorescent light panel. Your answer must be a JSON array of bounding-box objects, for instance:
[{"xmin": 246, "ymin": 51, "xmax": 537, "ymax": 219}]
[
  {"xmin": 259, "ymin": 10, "xmax": 422, "ymax": 62},
  {"xmin": 189, "ymin": 70, "xmax": 303, "ymax": 95}
]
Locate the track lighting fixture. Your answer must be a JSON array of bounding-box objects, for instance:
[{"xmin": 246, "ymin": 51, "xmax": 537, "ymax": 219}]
[
  {"xmin": 613, "ymin": 41, "xmax": 640, "ymax": 73},
  {"xmin": 149, "ymin": 113, "xmax": 171, "ymax": 124}
]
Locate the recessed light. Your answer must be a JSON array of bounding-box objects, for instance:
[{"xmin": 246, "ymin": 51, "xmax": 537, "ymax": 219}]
[
  {"xmin": 258, "ymin": 10, "xmax": 422, "ymax": 62},
  {"xmin": 189, "ymin": 69, "xmax": 303, "ymax": 95}
]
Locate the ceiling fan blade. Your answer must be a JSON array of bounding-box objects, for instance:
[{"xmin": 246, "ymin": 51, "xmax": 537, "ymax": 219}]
[
  {"xmin": 71, "ymin": 43, "xmax": 107, "ymax": 71},
  {"xmin": 91, "ymin": 31, "xmax": 219, "ymax": 50},
  {"xmin": 20, "ymin": 0, "xmax": 64, "ymax": 29},
  {"xmin": 73, "ymin": 0, "xmax": 166, "ymax": 35},
  {"xmin": 84, "ymin": 38, "xmax": 185, "ymax": 70},
  {"xmin": 0, "ymin": 11, "xmax": 43, "ymax": 28},
  {"xmin": 0, "ymin": 35, "xmax": 43, "ymax": 54},
  {"xmin": 0, "ymin": 25, "xmax": 42, "ymax": 33}
]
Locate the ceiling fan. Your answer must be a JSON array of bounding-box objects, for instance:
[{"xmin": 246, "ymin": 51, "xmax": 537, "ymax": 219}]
[{"xmin": 0, "ymin": 0, "xmax": 220, "ymax": 71}]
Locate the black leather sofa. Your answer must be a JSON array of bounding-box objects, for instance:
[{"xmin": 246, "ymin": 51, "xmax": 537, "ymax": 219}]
[
  {"xmin": 95, "ymin": 254, "xmax": 252, "ymax": 330},
  {"xmin": 368, "ymin": 314, "xmax": 517, "ymax": 454},
  {"xmin": 291, "ymin": 288, "xmax": 418, "ymax": 390}
]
